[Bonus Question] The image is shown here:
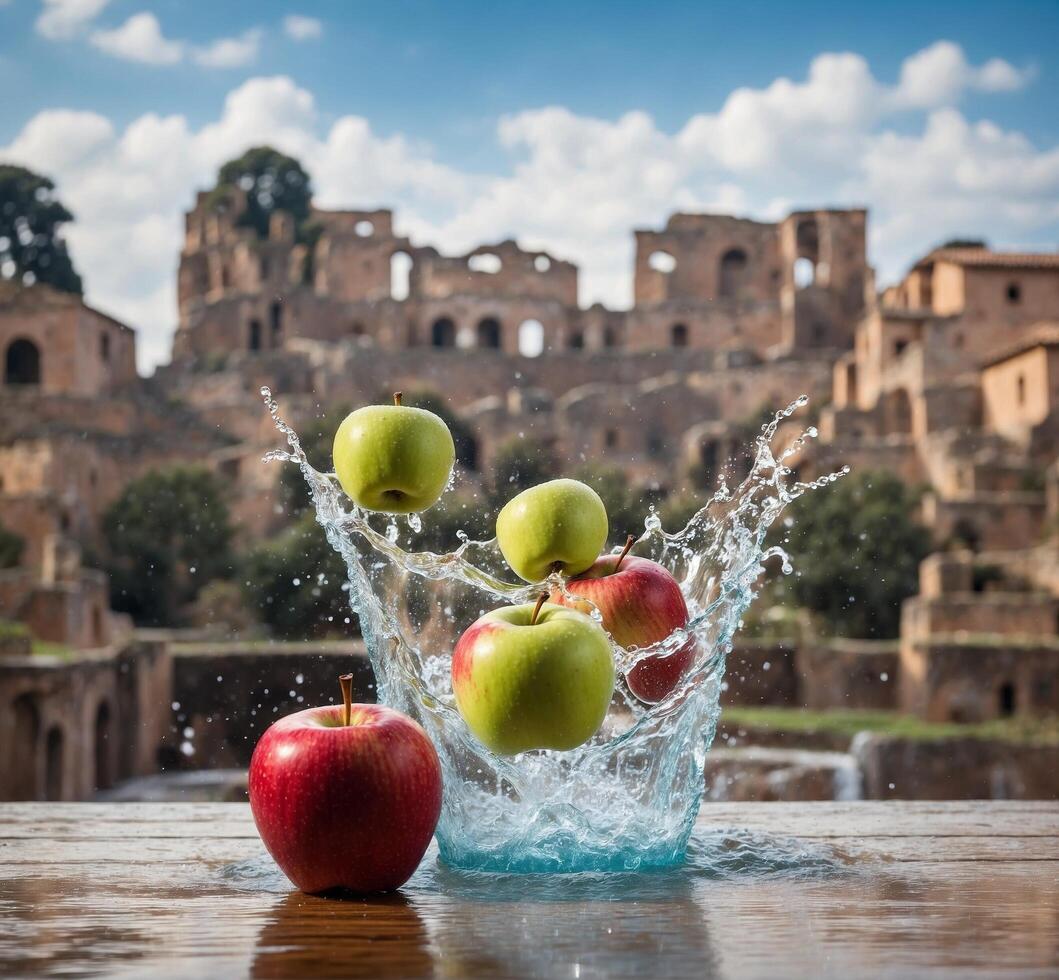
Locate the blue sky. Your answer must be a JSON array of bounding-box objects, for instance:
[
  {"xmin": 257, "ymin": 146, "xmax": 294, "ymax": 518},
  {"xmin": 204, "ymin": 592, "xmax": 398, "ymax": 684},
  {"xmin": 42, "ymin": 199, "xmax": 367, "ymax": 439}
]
[{"xmin": 1, "ymin": 1, "xmax": 1057, "ymax": 369}]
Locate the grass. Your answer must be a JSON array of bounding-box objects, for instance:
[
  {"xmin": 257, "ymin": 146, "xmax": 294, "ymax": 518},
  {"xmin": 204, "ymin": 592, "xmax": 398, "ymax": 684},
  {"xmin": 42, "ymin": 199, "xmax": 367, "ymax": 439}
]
[
  {"xmin": 721, "ymin": 706, "xmax": 1059, "ymax": 746},
  {"xmin": 30, "ymin": 640, "xmax": 77, "ymax": 660},
  {"xmin": 0, "ymin": 618, "xmax": 30, "ymax": 641}
]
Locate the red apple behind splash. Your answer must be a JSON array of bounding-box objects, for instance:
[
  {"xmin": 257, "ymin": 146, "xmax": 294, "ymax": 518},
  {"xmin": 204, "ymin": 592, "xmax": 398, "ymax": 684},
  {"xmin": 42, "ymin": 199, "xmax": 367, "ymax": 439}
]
[
  {"xmin": 249, "ymin": 675, "xmax": 442, "ymax": 894},
  {"xmin": 554, "ymin": 536, "xmax": 695, "ymax": 703}
]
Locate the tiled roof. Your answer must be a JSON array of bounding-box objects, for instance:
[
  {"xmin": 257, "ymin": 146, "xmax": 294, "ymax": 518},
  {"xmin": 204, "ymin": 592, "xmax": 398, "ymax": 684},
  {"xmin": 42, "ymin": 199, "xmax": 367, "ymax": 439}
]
[
  {"xmin": 982, "ymin": 323, "xmax": 1059, "ymax": 367},
  {"xmin": 920, "ymin": 248, "xmax": 1059, "ymax": 270}
]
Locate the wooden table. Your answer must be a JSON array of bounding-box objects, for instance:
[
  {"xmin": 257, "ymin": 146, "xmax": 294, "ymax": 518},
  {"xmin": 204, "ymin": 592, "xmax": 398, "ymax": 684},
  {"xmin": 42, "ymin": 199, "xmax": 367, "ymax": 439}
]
[{"xmin": 1, "ymin": 802, "xmax": 1056, "ymax": 978}]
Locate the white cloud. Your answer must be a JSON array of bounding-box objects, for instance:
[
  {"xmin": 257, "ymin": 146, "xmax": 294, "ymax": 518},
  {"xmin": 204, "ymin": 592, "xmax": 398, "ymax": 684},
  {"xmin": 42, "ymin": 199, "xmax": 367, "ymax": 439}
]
[
  {"xmin": 192, "ymin": 28, "xmax": 262, "ymax": 68},
  {"xmin": 283, "ymin": 14, "xmax": 322, "ymax": 41},
  {"xmin": 36, "ymin": 0, "xmax": 111, "ymax": 40},
  {"xmin": 892, "ymin": 40, "xmax": 1033, "ymax": 109},
  {"xmin": 1, "ymin": 41, "xmax": 1055, "ymax": 373},
  {"xmin": 89, "ymin": 13, "xmax": 184, "ymax": 66}
]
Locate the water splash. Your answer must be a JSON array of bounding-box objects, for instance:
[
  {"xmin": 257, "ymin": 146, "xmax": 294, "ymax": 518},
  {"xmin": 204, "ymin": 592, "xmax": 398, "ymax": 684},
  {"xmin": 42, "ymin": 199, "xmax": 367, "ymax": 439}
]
[{"xmin": 261, "ymin": 387, "xmax": 841, "ymax": 873}]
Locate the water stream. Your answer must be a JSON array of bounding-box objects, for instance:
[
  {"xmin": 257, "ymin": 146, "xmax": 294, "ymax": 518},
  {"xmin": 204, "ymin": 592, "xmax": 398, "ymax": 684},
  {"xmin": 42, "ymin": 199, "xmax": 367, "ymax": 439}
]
[{"xmin": 262, "ymin": 388, "xmax": 845, "ymax": 873}]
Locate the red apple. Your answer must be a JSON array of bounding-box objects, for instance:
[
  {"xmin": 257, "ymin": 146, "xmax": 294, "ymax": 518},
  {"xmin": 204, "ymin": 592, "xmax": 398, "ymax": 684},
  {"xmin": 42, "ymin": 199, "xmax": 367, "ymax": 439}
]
[
  {"xmin": 554, "ymin": 537, "xmax": 695, "ymax": 703},
  {"xmin": 249, "ymin": 675, "xmax": 442, "ymax": 894}
]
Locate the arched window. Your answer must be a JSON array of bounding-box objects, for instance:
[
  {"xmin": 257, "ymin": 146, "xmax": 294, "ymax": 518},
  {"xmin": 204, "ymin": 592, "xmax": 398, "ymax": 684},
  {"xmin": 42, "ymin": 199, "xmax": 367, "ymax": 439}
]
[
  {"xmin": 648, "ymin": 251, "xmax": 676, "ymax": 274},
  {"xmin": 889, "ymin": 389, "xmax": 913, "ymax": 434},
  {"xmin": 12, "ymin": 695, "xmax": 40, "ymax": 800},
  {"xmin": 477, "ymin": 317, "xmax": 502, "ymax": 349},
  {"xmin": 518, "ymin": 319, "xmax": 544, "ymax": 357},
  {"xmin": 269, "ymin": 300, "xmax": 283, "ymax": 343},
  {"xmin": 94, "ymin": 702, "xmax": 113, "ymax": 791},
  {"xmin": 793, "ymin": 257, "xmax": 815, "ymax": 288},
  {"xmin": 100, "ymin": 333, "xmax": 110, "ymax": 362},
  {"xmin": 5, "ymin": 338, "xmax": 41, "ymax": 385},
  {"xmin": 431, "ymin": 317, "xmax": 456, "ymax": 348},
  {"xmin": 568, "ymin": 331, "xmax": 584, "ymax": 350},
  {"xmin": 602, "ymin": 325, "xmax": 617, "ymax": 348},
  {"xmin": 719, "ymin": 248, "xmax": 748, "ymax": 299},
  {"xmin": 794, "ymin": 217, "xmax": 819, "ymax": 288},
  {"xmin": 468, "ymin": 253, "xmax": 501, "ymax": 274},
  {"xmin": 248, "ymin": 320, "xmax": 262, "ymax": 351},
  {"xmin": 671, "ymin": 323, "xmax": 689, "ymax": 348},
  {"xmin": 45, "ymin": 726, "xmax": 63, "ymax": 802},
  {"xmin": 998, "ymin": 682, "xmax": 1016, "ymax": 718},
  {"xmin": 1006, "ymin": 282, "xmax": 1022, "ymax": 305},
  {"xmin": 390, "ymin": 251, "xmax": 412, "ymax": 301}
]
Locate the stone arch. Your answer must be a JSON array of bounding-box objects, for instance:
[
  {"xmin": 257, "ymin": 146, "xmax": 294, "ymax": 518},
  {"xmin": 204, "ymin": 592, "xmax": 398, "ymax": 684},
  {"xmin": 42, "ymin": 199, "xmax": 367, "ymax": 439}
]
[
  {"xmin": 794, "ymin": 218, "xmax": 819, "ymax": 288},
  {"xmin": 518, "ymin": 319, "xmax": 544, "ymax": 357},
  {"xmin": 648, "ymin": 251, "xmax": 676, "ymax": 274},
  {"xmin": 91, "ymin": 604, "xmax": 105, "ymax": 646},
  {"xmin": 719, "ymin": 248, "xmax": 748, "ymax": 299},
  {"xmin": 431, "ymin": 317, "xmax": 456, "ymax": 348},
  {"xmin": 886, "ymin": 388, "xmax": 914, "ymax": 435},
  {"xmin": 477, "ymin": 317, "xmax": 502, "ymax": 349},
  {"xmin": 45, "ymin": 726, "xmax": 63, "ymax": 801},
  {"xmin": 94, "ymin": 701, "xmax": 114, "ymax": 791},
  {"xmin": 11, "ymin": 695, "xmax": 40, "ymax": 800},
  {"xmin": 5, "ymin": 338, "xmax": 41, "ymax": 385},
  {"xmin": 390, "ymin": 251, "xmax": 412, "ymax": 301},
  {"xmin": 269, "ymin": 300, "xmax": 283, "ymax": 344},
  {"xmin": 998, "ymin": 681, "xmax": 1016, "ymax": 718},
  {"xmin": 670, "ymin": 323, "xmax": 689, "ymax": 348}
]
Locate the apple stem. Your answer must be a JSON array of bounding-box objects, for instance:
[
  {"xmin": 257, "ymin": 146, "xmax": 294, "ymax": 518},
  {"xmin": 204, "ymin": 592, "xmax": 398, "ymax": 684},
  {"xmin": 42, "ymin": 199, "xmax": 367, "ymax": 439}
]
[
  {"xmin": 530, "ymin": 592, "xmax": 548, "ymax": 626},
  {"xmin": 339, "ymin": 673, "xmax": 353, "ymax": 726},
  {"xmin": 393, "ymin": 391, "xmax": 403, "ymax": 406},
  {"xmin": 615, "ymin": 534, "xmax": 636, "ymax": 572}
]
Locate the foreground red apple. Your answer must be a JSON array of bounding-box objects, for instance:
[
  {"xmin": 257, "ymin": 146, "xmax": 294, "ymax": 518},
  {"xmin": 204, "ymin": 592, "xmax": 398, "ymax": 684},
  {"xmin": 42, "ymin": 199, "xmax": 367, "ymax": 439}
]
[
  {"xmin": 555, "ymin": 536, "xmax": 695, "ymax": 703},
  {"xmin": 249, "ymin": 675, "xmax": 442, "ymax": 894}
]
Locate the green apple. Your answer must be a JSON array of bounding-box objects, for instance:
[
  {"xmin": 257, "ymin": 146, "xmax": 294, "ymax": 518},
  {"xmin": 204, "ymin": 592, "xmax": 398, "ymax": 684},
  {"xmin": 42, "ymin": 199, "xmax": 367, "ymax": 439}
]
[
  {"xmin": 496, "ymin": 478, "xmax": 608, "ymax": 581},
  {"xmin": 451, "ymin": 597, "xmax": 615, "ymax": 754},
  {"xmin": 332, "ymin": 393, "xmax": 455, "ymax": 513}
]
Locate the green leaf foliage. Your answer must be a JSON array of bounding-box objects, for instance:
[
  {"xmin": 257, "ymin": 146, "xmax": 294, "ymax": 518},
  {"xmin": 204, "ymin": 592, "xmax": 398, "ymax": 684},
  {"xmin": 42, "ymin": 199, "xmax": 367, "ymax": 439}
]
[
  {"xmin": 0, "ymin": 164, "xmax": 82, "ymax": 294},
  {"xmin": 777, "ymin": 469, "xmax": 930, "ymax": 639},
  {"xmin": 240, "ymin": 512, "xmax": 354, "ymax": 639},
  {"xmin": 208, "ymin": 146, "xmax": 313, "ymax": 241},
  {"xmin": 103, "ymin": 465, "xmax": 235, "ymax": 626},
  {"xmin": 488, "ymin": 435, "xmax": 558, "ymax": 508}
]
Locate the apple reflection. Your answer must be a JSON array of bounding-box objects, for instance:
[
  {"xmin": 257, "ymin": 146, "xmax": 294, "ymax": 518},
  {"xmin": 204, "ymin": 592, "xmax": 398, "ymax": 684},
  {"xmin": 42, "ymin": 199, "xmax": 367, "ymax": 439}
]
[{"xmin": 250, "ymin": 890, "xmax": 433, "ymax": 979}]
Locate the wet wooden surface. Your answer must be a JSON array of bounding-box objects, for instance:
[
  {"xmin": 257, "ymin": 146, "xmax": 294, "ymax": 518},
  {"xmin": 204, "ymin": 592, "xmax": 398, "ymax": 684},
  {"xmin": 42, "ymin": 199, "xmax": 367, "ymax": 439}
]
[{"xmin": 1, "ymin": 801, "xmax": 1057, "ymax": 978}]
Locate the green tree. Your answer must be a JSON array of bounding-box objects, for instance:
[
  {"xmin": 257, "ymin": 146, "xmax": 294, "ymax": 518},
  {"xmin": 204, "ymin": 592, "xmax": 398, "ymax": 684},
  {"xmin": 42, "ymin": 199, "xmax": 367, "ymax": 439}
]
[
  {"xmin": 209, "ymin": 146, "xmax": 313, "ymax": 241},
  {"xmin": 777, "ymin": 470, "xmax": 930, "ymax": 639},
  {"xmin": 404, "ymin": 491, "xmax": 492, "ymax": 553},
  {"xmin": 488, "ymin": 435, "xmax": 558, "ymax": 508},
  {"xmin": 241, "ymin": 512, "xmax": 353, "ymax": 639},
  {"xmin": 277, "ymin": 405, "xmax": 352, "ymax": 518},
  {"xmin": 0, "ymin": 165, "xmax": 82, "ymax": 294},
  {"xmin": 572, "ymin": 463, "xmax": 667, "ymax": 546},
  {"xmin": 103, "ymin": 466, "xmax": 235, "ymax": 626},
  {"xmin": 387, "ymin": 389, "xmax": 479, "ymax": 472},
  {"xmin": 0, "ymin": 522, "xmax": 24, "ymax": 568}
]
